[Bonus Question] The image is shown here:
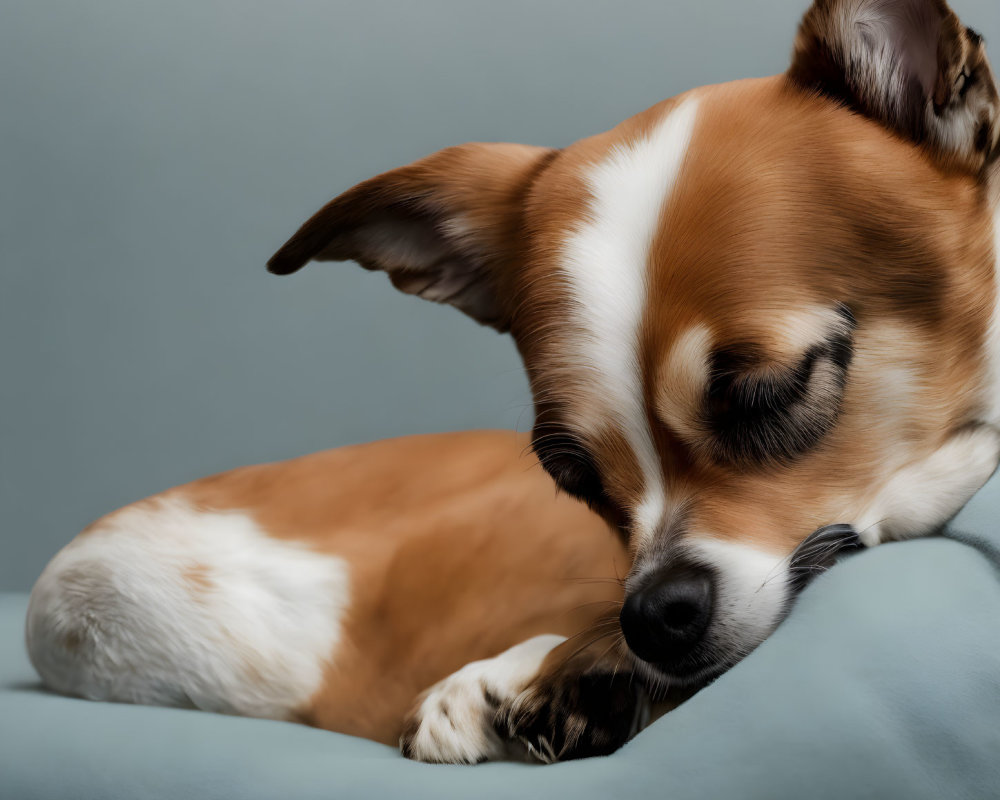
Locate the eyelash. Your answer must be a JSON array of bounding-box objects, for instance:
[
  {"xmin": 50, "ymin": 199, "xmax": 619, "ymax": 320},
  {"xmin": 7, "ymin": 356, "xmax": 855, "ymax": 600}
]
[
  {"xmin": 532, "ymin": 435, "xmax": 608, "ymax": 509},
  {"xmin": 702, "ymin": 324, "xmax": 854, "ymax": 465}
]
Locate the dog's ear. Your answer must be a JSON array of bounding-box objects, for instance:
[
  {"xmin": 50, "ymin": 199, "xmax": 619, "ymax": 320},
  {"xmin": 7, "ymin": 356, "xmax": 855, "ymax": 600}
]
[
  {"xmin": 267, "ymin": 143, "xmax": 556, "ymax": 332},
  {"xmin": 788, "ymin": 0, "xmax": 999, "ymax": 172}
]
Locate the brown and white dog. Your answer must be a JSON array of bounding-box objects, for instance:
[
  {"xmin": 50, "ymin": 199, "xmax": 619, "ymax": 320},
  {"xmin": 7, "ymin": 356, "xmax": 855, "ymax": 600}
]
[{"xmin": 26, "ymin": 0, "xmax": 1000, "ymax": 764}]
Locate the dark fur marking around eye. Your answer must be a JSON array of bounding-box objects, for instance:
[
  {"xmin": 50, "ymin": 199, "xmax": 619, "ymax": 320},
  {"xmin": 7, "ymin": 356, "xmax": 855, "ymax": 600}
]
[
  {"xmin": 531, "ymin": 431, "xmax": 609, "ymax": 511},
  {"xmin": 703, "ymin": 305, "xmax": 856, "ymax": 466}
]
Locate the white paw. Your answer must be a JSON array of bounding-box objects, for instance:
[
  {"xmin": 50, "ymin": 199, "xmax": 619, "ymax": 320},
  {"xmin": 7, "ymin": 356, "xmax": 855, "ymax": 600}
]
[{"xmin": 399, "ymin": 634, "xmax": 563, "ymax": 764}]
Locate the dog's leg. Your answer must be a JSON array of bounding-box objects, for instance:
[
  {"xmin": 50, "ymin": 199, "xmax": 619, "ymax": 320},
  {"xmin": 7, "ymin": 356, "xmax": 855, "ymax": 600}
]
[
  {"xmin": 401, "ymin": 634, "xmax": 652, "ymax": 764},
  {"xmin": 493, "ymin": 636, "xmax": 655, "ymax": 763},
  {"xmin": 400, "ymin": 634, "xmax": 569, "ymax": 764}
]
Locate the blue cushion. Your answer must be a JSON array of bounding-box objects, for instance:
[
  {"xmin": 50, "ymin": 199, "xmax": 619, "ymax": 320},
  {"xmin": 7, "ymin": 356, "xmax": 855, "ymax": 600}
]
[{"xmin": 3, "ymin": 473, "xmax": 1000, "ymax": 799}]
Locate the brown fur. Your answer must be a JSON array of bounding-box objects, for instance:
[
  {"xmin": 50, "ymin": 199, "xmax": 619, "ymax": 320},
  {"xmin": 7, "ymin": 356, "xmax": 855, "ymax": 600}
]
[
  {"xmin": 181, "ymin": 564, "xmax": 214, "ymax": 596},
  {"xmin": 249, "ymin": 63, "xmax": 996, "ymax": 751},
  {"xmin": 514, "ymin": 76, "xmax": 994, "ymax": 557},
  {"xmin": 152, "ymin": 70, "xmax": 994, "ymax": 748},
  {"xmin": 154, "ymin": 431, "xmax": 627, "ymax": 744},
  {"xmin": 38, "ymin": 0, "xmax": 1000, "ymax": 761}
]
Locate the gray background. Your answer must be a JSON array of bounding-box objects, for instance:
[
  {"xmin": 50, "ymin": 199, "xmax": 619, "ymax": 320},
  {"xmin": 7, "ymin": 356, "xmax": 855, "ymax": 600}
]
[{"xmin": 2, "ymin": 0, "xmax": 996, "ymax": 592}]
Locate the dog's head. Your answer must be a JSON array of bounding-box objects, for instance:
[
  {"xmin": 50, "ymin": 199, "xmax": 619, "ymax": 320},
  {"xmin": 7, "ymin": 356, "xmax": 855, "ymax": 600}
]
[{"xmin": 269, "ymin": 0, "xmax": 1000, "ymax": 686}]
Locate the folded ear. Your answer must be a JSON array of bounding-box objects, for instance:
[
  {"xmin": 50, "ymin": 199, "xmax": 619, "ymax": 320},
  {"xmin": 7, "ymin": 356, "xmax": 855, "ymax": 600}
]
[
  {"xmin": 267, "ymin": 143, "xmax": 556, "ymax": 332},
  {"xmin": 788, "ymin": 0, "xmax": 999, "ymax": 172}
]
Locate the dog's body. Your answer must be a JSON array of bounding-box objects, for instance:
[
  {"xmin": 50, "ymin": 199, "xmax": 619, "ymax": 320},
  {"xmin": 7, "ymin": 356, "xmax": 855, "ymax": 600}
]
[
  {"xmin": 26, "ymin": 0, "xmax": 1000, "ymax": 764},
  {"xmin": 26, "ymin": 431, "xmax": 627, "ymax": 753}
]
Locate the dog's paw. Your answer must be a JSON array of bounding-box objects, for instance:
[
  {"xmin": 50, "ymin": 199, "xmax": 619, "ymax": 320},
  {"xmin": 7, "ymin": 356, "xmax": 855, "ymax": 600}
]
[
  {"xmin": 495, "ymin": 669, "xmax": 649, "ymax": 763},
  {"xmin": 399, "ymin": 634, "xmax": 564, "ymax": 764},
  {"xmin": 399, "ymin": 664, "xmax": 506, "ymax": 764}
]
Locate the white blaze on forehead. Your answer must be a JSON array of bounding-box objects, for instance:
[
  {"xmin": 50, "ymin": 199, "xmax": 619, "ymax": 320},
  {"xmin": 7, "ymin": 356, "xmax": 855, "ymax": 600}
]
[{"xmin": 560, "ymin": 96, "xmax": 701, "ymax": 543}]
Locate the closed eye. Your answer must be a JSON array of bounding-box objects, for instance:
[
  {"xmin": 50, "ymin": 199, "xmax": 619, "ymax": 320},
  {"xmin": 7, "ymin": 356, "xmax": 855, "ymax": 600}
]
[{"xmin": 702, "ymin": 304, "xmax": 856, "ymax": 465}]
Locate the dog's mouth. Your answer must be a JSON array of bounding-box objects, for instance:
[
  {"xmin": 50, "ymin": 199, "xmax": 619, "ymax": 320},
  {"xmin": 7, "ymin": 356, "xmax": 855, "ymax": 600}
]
[
  {"xmin": 629, "ymin": 524, "xmax": 864, "ymax": 696},
  {"xmin": 631, "ymin": 653, "xmax": 731, "ymax": 694}
]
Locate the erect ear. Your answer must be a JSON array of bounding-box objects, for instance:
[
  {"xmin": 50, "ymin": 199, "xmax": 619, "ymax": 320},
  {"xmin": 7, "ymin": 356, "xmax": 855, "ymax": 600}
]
[
  {"xmin": 788, "ymin": 0, "xmax": 999, "ymax": 172},
  {"xmin": 267, "ymin": 142, "xmax": 557, "ymax": 332}
]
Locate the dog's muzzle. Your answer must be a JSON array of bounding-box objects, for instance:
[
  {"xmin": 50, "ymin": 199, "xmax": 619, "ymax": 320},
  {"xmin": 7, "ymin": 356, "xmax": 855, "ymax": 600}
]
[
  {"xmin": 619, "ymin": 524, "xmax": 863, "ymax": 674},
  {"xmin": 618, "ymin": 562, "xmax": 714, "ymax": 670}
]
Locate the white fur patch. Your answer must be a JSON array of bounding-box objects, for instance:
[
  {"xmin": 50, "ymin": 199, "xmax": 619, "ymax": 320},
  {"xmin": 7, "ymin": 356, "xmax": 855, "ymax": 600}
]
[
  {"xmin": 560, "ymin": 97, "xmax": 701, "ymax": 543},
  {"xmin": 401, "ymin": 634, "xmax": 564, "ymax": 764},
  {"xmin": 685, "ymin": 537, "xmax": 790, "ymax": 664},
  {"xmin": 852, "ymin": 426, "xmax": 1000, "ymax": 546},
  {"xmin": 26, "ymin": 499, "xmax": 350, "ymax": 720}
]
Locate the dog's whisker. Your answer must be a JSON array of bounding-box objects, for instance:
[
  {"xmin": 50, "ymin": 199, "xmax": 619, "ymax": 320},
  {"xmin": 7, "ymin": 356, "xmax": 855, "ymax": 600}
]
[
  {"xmin": 565, "ymin": 576, "xmax": 626, "ymax": 587},
  {"xmin": 567, "ymin": 599, "xmax": 625, "ymax": 613},
  {"xmin": 555, "ymin": 617, "xmax": 624, "ymax": 667}
]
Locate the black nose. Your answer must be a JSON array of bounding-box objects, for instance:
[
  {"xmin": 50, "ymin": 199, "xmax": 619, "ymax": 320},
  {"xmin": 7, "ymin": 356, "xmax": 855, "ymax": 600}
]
[{"xmin": 619, "ymin": 565, "xmax": 713, "ymax": 667}]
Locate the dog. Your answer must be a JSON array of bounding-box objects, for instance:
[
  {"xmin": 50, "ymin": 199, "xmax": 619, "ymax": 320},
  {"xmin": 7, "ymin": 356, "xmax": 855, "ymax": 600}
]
[{"xmin": 26, "ymin": 0, "xmax": 1000, "ymax": 764}]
